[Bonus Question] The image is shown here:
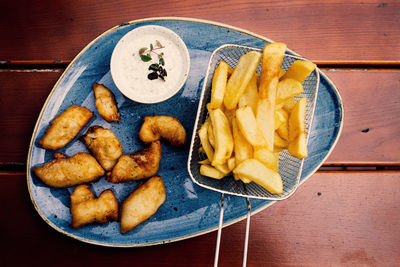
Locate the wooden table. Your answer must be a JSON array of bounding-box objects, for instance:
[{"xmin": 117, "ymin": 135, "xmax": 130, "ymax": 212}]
[{"xmin": 1, "ymin": 1, "xmax": 399, "ymax": 266}]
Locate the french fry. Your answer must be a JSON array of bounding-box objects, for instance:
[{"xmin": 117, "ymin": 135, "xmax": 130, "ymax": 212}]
[
  {"xmin": 209, "ymin": 108, "xmax": 234, "ymax": 166},
  {"xmin": 288, "ymin": 97, "xmax": 307, "ymax": 142},
  {"xmin": 198, "ymin": 159, "xmax": 211, "ymax": 165},
  {"xmin": 276, "ymin": 78, "xmax": 303, "ymax": 105},
  {"xmin": 277, "ymin": 119, "xmax": 289, "ymax": 140},
  {"xmin": 279, "ymin": 68, "xmax": 286, "ymax": 79},
  {"xmin": 200, "ymin": 164, "xmax": 226, "ymax": 179},
  {"xmin": 274, "ymin": 132, "xmax": 288, "ymax": 148},
  {"xmin": 198, "ymin": 120, "xmax": 214, "ymax": 162},
  {"xmin": 280, "ymin": 97, "xmax": 297, "ymax": 113},
  {"xmin": 207, "ymin": 120, "xmax": 215, "ymax": 148},
  {"xmin": 223, "ymin": 51, "xmax": 262, "ymax": 110},
  {"xmin": 238, "ymin": 73, "xmax": 259, "ymax": 114},
  {"xmin": 236, "ymin": 106, "xmax": 267, "ymax": 148},
  {"xmin": 233, "ymin": 173, "xmax": 252, "ymax": 183},
  {"xmin": 288, "ymin": 97, "xmax": 308, "ymax": 158},
  {"xmin": 254, "ymin": 148, "xmax": 279, "ymax": 172},
  {"xmin": 209, "ymin": 61, "xmax": 229, "ymax": 109},
  {"xmin": 255, "ymin": 98, "xmax": 274, "ymax": 151},
  {"xmin": 274, "ymin": 108, "xmax": 289, "ymax": 130},
  {"xmin": 232, "ymin": 117, "xmax": 253, "ymax": 165},
  {"xmin": 281, "ymin": 60, "xmax": 316, "ymax": 83},
  {"xmin": 214, "ymin": 162, "xmax": 231, "ymax": 175},
  {"xmin": 227, "ymin": 157, "xmax": 236, "ymax": 171},
  {"xmin": 233, "ymin": 159, "xmax": 283, "ymax": 194},
  {"xmin": 259, "ymin": 43, "xmax": 287, "ymax": 99},
  {"xmin": 288, "ymin": 132, "xmax": 308, "ymax": 158}
]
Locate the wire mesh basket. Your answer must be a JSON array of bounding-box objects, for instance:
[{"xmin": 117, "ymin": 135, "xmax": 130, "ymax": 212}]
[{"xmin": 187, "ymin": 44, "xmax": 320, "ymax": 200}]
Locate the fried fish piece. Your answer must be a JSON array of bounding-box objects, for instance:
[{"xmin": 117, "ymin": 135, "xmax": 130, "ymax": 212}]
[
  {"xmin": 39, "ymin": 105, "xmax": 93, "ymax": 150},
  {"xmin": 138, "ymin": 116, "xmax": 187, "ymax": 146},
  {"xmin": 106, "ymin": 141, "xmax": 161, "ymax": 183},
  {"xmin": 81, "ymin": 126, "xmax": 123, "ymax": 171},
  {"xmin": 33, "ymin": 152, "xmax": 105, "ymax": 188},
  {"xmin": 93, "ymin": 82, "xmax": 120, "ymax": 123},
  {"xmin": 120, "ymin": 176, "xmax": 166, "ymax": 234},
  {"xmin": 70, "ymin": 184, "xmax": 118, "ymax": 229}
]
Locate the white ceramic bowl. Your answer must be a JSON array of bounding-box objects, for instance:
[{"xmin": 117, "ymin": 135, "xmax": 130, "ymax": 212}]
[{"xmin": 110, "ymin": 25, "xmax": 190, "ymax": 104}]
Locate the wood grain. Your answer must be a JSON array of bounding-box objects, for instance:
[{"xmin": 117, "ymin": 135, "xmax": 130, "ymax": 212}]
[
  {"xmin": 1, "ymin": 69, "xmax": 399, "ymax": 165},
  {"xmin": 0, "ymin": 0, "xmax": 399, "ymax": 62},
  {"xmin": 2, "ymin": 171, "xmax": 399, "ymax": 266}
]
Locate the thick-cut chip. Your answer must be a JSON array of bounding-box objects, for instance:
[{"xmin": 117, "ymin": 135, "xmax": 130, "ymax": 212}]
[
  {"xmin": 289, "ymin": 97, "xmax": 307, "ymax": 142},
  {"xmin": 223, "ymin": 51, "xmax": 262, "ymax": 110},
  {"xmin": 106, "ymin": 141, "xmax": 161, "ymax": 183},
  {"xmin": 209, "ymin": 61, "xmax": 229, "ymax": 109},
  {"xmin": 70, "ymin": 184, "xmax": 118, "ymax": 229},
  {"xmin": 238, "ymin": 73, "xmax": 259, "ymax": 114},
  {"xmin": 81, "ymin": 126, "xmax": 123, "ymax": 171},
  {"xmin": 254, "ymin": 148, "xmax": 279, "ymax": 172},
  {"xmin": 288, "ymin": 97, "xmax": 308, "ymax": 158},
  {"xmin": 280, "ymin": 97, "xmax": 297, "ymax": 113},
  {"xmin": 276, "ymin": 78, "xmax": 303, "ymax": 105},
  {"xmin": 288, "ymin": 132, "xmax": 308, "ymax": 158},
  {"xmin": 277, "ymin": 119, "xmax": 289, "ymax": 140},
  {"xmin": 274, "ymin": 132, "xmax": 288, "ymax": 148},
  {"xmin": 281, "ymin": 60, "xmax": 316, "ymax": 83},
  {"xmin": 120, "ymin": 176, "xmax": 166, "ymax": 234},
  {"xmin": 209, "ymin": 108, "xmax": 234, "ymax": 166},
  {"xmin": 138, "ymin": 116, "xmax": 187, "ymax": 146},
  {"xmin": 207, "ymin": 120, "xmax": 215, "ymax": 148},
  {"xmin": 200, "ymin": 164, "xmax": 226, "ymax": 179},
  {"xmin": 39, "ymin": 105, "xmax": 93, "ymax": 150},
  {"xmin": 233, "ymin": 159, "xmax": 283, "ymax": 194},
  {"xmin": 33, "ymin": 152, "xmax": 105, "ymax": 188},
  {"xmin": 259, "ymin": 43, "xmax": 287, "ymax": 99},
  {"xmin": 198, "ymin": 119, "xmax": 214, "ymax": 162},
  {"xmin": 93, "ymin": 82, "xmax": 120, "ymax": 123},
  {"xmin": 274, "ymin": 108, "xmax": 289, "ymax": 130},
  {"xmin": 232, "ymin": 117, "xmax": 253, "ymax": 165},
  {"xmin": 255, "ymin": 98, "xmax": 274, "ymax": 151},
  {"xmin": 236, "ymin": 106, "xmax": 266, "ymax": 148}
]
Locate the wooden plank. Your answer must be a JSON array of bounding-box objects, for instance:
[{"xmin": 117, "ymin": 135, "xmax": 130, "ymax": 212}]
[
  {"xmin": 325, "ymin": 70, "xmax": 400, "ymax": 165},
  {"xmin": 2, "ymin": 171, "xmax": 399, "ymax": 266},
  {"xmin": 0, "ymin": 0, "xmax": 399, "ymax": 62},
  {"xmin": 1, "ymin": 69, "xmax": 399, "ymax": 165}
]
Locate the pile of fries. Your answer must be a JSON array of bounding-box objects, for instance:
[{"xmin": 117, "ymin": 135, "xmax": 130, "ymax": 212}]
[{"xmin": 198, "ymin": 43, "xmax": 316, "ymax": 194}]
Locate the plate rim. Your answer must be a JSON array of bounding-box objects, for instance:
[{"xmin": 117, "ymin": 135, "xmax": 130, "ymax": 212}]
[{"xmin": 26, "ymin": 17, "xmax": 344, "ymax": 247}]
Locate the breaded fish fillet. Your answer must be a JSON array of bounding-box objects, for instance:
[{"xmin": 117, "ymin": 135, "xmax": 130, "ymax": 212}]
[
  {"xmin": 93, "ymin": 82, "xmax": 120, "ymax": 123},
  {"xmin": 106, "ymin": 141, "xmax": 161, "ymax": 183},
  {"xmin": 81, "ymin": 126, "xmax": 123, "ymax": 171},
  {"xmin": 120, "ymin": 176, "xmax": 166, "ymax": 234},
  {"xmin": 70, "ymin": 184, "xmax": 118, "ymax": 229},
  {"xmin": 138, "ymin": 116, "xmax": 187, "ymax": 146},
  {"xmin": 33, "ymin": 152, "xmax": 105, "ymax": 188},
  {"xmin": 39, "ymin": 105, "xmax": 93, "ymax": 150}
]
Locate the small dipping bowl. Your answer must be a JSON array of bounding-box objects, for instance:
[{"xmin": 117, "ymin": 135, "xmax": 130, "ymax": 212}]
[{"xmin": 111, "ymin": 25, "xmax": 190, "ymax": 104}]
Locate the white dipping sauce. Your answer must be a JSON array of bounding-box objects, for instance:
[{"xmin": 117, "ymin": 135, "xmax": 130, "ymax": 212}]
[{"xmin": 111, "ymin": 26, "xmax": 190, "ymax": 104}]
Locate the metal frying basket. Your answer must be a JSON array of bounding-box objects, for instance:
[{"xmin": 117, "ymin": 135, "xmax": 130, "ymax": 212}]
[{"xmin": 187, "ymin": 44, "xmax": 320, "ymax": 266}]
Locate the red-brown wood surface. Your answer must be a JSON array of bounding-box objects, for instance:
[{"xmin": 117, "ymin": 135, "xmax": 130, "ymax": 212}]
[
  {"xmin": 1, "ymin": 70, "xmax": 399, "ymax": 165},
  {"xmin": 2, "ymin": 171, "xmax": 399, "ymax": 266},
  {"xmin": 0, "ymin": 0, "xmax": 399, "ymax": 62}
]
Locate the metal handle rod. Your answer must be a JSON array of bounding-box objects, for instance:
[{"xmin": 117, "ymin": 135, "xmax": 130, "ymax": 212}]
[
  {"xmin": 214, "ymin": 193, "xmax": 225, "ymax": 267},
  {"xmin": 242, "ymin": 198, "xmax": 251, "ymax": 267}
]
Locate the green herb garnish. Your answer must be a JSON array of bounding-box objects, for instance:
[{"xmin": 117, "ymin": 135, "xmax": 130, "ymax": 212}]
[{"xmin": 138, "ymin": 40, "xmax": 167, "ymax": 81}]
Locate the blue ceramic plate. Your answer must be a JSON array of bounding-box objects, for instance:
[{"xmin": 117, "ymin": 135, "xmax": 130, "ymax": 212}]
[{"xmin": 27, "ymin": 17, "xmax": 343, "ymax": 247}]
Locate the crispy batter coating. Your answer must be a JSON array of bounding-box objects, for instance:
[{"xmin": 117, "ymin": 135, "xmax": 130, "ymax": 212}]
[
  {"xmin": 138, "ymin": 116, "xmax": 187, "ymax": 146},
  {"xmin": 120, "ymin": 176, "xmax": 166, "ymax": 234},
  {"xmin": 106, "ymin": 141, "xmax": 161, "ymax": 183},
  {"xmin": 70, "ymin": 184, "xmax": 118, "ymax": 229},
  {"xmin": 39, "ymin": 105, "xmax": 93, "ymax": 150},
  {"xmin": 81, "ymin": 126, "xmax": 123, "ymax": 171},
  {"xmin": 93, "ymin": 82, "xmax": 120, "ymax": 123},
  {"xmin": 33, "ymin": 152, "xmax": 105, "ymax": 188}
]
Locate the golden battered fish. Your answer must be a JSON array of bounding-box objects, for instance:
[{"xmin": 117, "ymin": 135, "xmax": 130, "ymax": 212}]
[
  {"xmin": 138, "ymin": 116, "xmax": 187, "ymax": 146},
  {"xmin": 33, "ymin": 152, "xmax": 105, "ymax": 188},
  {"xmin": 39, "ymin": 105, "xmax": 93, "ymax": 150},
  {"xmin": 106, "ymin": 141, "xmax": 161, "ymax": 183},
  {"xmin": 120, "ymin": 176, "xmax": 166, "ymax": 234},
  {"xmin": 70, "ymin": 184, "xmax": 118, "ymax": 229},
  {"xmin": 81, "ymin": 126, "xmax": 123, "ymax": 171},
  {"xmin": 93, "ymin": 82, "xmax": 120, "ymax": 123}
]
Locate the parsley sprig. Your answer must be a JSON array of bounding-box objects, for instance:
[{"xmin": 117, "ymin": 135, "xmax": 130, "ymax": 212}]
[{"xmin": 138, "ymin": 40, "xmax": 167, "ymax": 81}]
